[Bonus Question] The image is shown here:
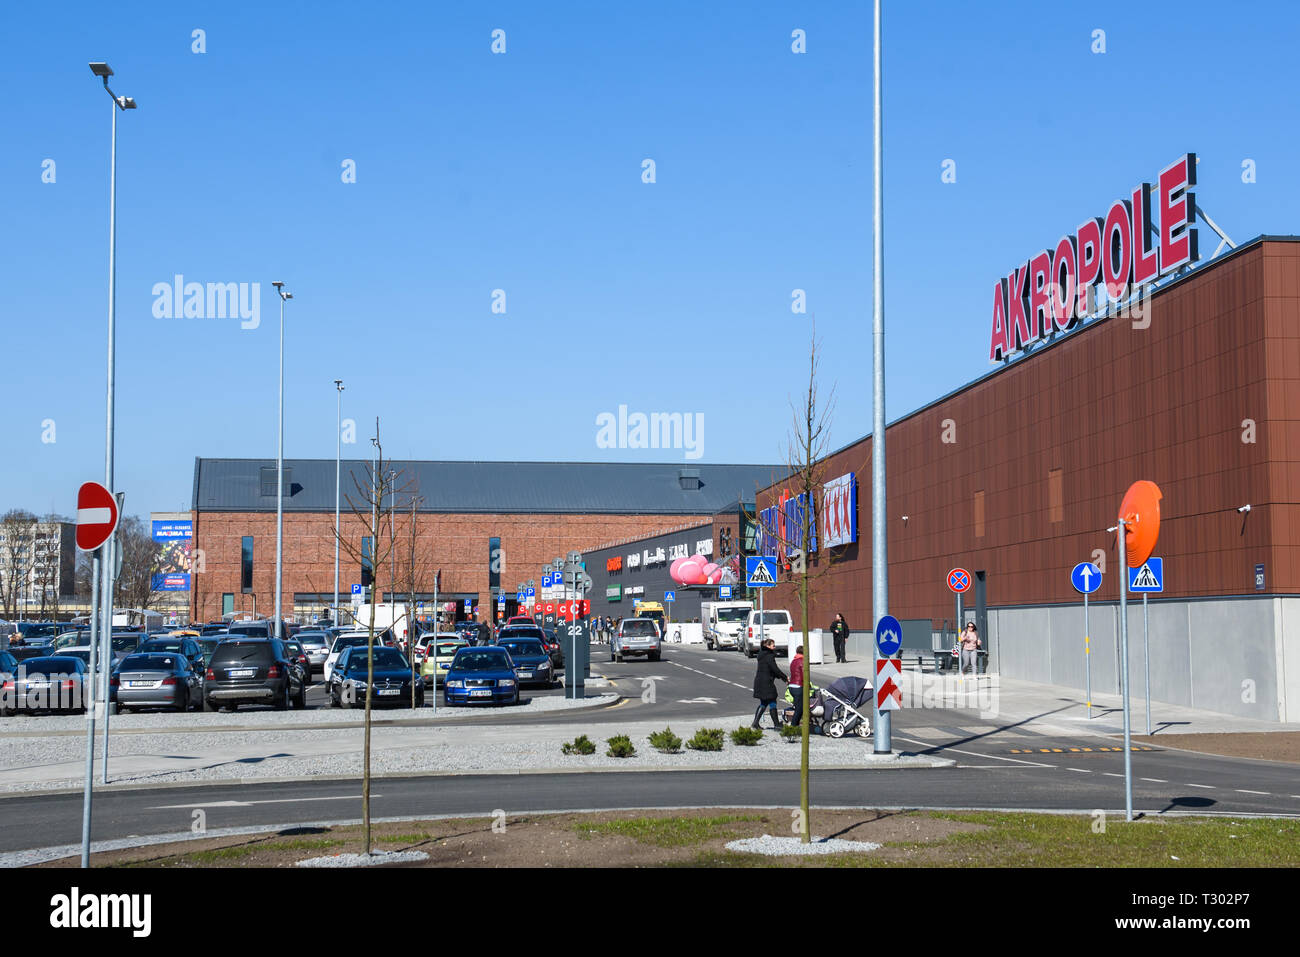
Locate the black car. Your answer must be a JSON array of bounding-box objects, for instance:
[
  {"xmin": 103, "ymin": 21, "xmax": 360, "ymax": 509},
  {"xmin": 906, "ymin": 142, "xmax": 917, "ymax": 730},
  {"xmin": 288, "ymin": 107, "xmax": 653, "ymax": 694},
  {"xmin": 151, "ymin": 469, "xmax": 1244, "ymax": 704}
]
[
  {"xmin": 283, "ymin": 638, "xmax": 312, "ymax": 686},
  {"xmin": 138, "ymin": 636, "xmax": 206, "ymax": 674},
  {"xmin": 505, "ymin": 625, "xmax": 564, "ymax": 669},
  {"xmin": 495, "ymin": 636, "xmax": 557, "ymax": 687},
  {"xmin": 0, "ymin": 656, "xmax": 89, "ymax": 715},
  {"xmin": 226, "ymin": 621, "xmax": 275, "ymax": 639},
  {"xmin": 328, "ymin": 645, "xmax": 423, "ymax": 709},
  {"xmin": 204, "ymin": 638, "xmax": 306, "ymax": 712}
]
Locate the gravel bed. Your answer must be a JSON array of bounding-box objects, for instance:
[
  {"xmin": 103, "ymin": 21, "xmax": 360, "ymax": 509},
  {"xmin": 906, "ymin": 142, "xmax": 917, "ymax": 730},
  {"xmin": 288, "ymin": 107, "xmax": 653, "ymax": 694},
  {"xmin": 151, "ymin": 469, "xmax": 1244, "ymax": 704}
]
[
  {"xmin": 0, "ymin": 716, "xmax": 923, "ymax": 793},
  {"xmin": 0, "ymin": 691, "xmax": 614, "ymax": 735},
  {"xmin": 297, "ymin": 850, "xmax": 429, "ymax": 867},
  {"xmin": 725, "ymin": 835, "xmax": 882, "ymax": 855}
]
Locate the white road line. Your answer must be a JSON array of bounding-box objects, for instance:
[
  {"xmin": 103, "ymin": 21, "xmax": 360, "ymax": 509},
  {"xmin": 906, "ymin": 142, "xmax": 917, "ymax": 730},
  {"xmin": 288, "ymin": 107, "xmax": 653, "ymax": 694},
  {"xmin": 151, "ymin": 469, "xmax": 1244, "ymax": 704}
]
[
  {"xmin": 1185, "ymin": 783, "xmax": 1215, "ymax": 789},
  {"xmin": 1140, "ymin": 778, "xmax": 1167, "ymax": 783},
  {"xmin": 149, "ymin": 795, "xmax": 371, "ymax": 810},
  {"xmin": 891, "ymin": 736, "xmax": 1055, "ymax": 769},
  {"xmin": 1067, "ymin": 768, "xmax": 1091, "ymax": 773},
  {"xmin": 1102, "ymin": 772, "xmax": 1124, "ymax": 778},
  {"xmin": 1236, "ymin": 789, "xmax": 1270, "ymax": 795}
]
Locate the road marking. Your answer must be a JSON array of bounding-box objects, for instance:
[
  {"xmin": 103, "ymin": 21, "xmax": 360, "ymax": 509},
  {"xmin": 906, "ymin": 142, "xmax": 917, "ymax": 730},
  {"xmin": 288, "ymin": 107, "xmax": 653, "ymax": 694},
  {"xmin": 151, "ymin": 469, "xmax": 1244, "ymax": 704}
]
[
  {"xmin": 892, "ymin": 736, "xmax": 1055, "ymax": 768},
  {"xmin": 149, "ymin": 794, "xmax": 373, "ymax": 810},
  {"xmin": 1185, "ymin": 783, "xmax": 1215, "ymax": 789},
  {"xmin": 1141, "ymin": 778, "xmax": 1167, "ymax": 783},
  {"xmin": 1236, "ymin": 789, "xmax": 1270, "ymax": 795},
  {"xmin": 668, "ymin": 661, "xmax": 748, "ymax": 690},
  {"xmin": 1067, "ymin": 768, "xmax": 1091, "ymax": 773}
]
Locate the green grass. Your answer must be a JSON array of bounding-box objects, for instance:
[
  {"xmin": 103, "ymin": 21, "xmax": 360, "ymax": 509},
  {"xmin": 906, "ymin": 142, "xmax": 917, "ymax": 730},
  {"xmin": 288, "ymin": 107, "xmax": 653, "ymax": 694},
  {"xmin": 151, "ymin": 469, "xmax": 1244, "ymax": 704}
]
[
  {"xmin": 685, "ymin": 812, "xmax": 1300, "ymax": 868},
  {"xmin": 574, "ymin": 814, "xmax": 764, "ymax": 848},
  {"xmin": 375, "ymin": 833, "xmax": 434, "ymax": 845}
]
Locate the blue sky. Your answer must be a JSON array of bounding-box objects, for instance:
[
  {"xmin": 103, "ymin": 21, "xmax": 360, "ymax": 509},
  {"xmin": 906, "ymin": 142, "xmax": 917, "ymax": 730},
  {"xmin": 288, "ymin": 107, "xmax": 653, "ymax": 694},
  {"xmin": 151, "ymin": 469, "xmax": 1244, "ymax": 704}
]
[{"xmin": 2, "ymin": 0, "xmax": 1297, "ymax": 518}]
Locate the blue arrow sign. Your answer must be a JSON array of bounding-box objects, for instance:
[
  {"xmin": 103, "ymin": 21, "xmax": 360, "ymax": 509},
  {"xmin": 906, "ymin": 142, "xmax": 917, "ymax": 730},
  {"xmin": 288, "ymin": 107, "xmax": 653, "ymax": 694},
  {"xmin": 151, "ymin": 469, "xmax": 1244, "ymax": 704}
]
[
  {"xmin": 875, "ymin": 614, "xmax": 902, "ymax": 657},
  {"xmin": 1071, "ymin": 562, "xmax": 1103, "ymax": 594},
  {"xmin": 1129, "ymin": 557, "xmax": 1164, "ymax": 592},
  {"xmin": 745, "ymin": 556, "xmax": 778, "ymax": 587}
]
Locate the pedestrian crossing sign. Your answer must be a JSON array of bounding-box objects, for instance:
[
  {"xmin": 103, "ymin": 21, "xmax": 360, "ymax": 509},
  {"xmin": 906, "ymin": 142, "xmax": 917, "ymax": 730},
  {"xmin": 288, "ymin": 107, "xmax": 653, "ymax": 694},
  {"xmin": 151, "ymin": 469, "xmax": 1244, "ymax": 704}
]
[
  {"xmin": 1128, "ymin": 557, "xmax": 1163, "ymax": 592},
  {"xmin": 746, "ymin": 556, "xmax": 778, "ymax": 587}
]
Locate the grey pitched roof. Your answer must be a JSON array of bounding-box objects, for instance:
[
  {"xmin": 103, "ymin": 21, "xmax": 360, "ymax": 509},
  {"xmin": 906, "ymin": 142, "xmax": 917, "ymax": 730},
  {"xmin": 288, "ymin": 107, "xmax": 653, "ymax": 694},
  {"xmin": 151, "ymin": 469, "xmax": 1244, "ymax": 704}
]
[{"xmin": 192, "ymin": 459, "xmax": 787, "ymax": 515}]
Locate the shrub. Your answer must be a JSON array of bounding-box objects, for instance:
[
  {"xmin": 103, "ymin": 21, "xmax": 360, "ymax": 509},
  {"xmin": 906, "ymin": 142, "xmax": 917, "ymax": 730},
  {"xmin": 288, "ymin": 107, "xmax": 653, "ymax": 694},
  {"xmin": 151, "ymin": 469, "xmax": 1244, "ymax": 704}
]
[
  {"xmin": 779, "ymin": 723, "xmax": 802, "ymax": 741},
  {"xmin": 649, "ymin": 727, "xmax": 683, "ymax": 753},
  {"xmin": 686, "ymin": 727, "xmax": 726, "ymax": 752},
  {"xmin": 606, "ymin": 734, "xmax": 636, "ymax": 758},
  {"xmin": 730, "ymin": 726, "xmax": 764, "ymax": 746},
  {"xmin": 562, "ymin": 734, "xmax": 596, "ymax": 755}
]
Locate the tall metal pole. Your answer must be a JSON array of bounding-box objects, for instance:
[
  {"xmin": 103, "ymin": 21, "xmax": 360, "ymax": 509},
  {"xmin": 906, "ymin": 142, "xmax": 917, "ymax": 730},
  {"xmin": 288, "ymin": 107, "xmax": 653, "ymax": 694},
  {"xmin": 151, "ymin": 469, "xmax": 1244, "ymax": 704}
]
[
  {"xmin": 1084, "ymin": 589, "xmax": 1092, "ymax": 720},
  {"xmin": 871, "ymin": 0, "xmax": 891, "ymax": 754},
  {"xmin": 334, "ymin": 380, "xmax": 343, "ymax": 623},
  {"xmin": 1143, "ymin": 592, "xmax": 1151, "ymax": 736},
  {"xmin": 274, "ymin": 289, "xmax": 286, "ymax": 640},
  {"xmin": 1117, "ymin": 520, "xmax": 1134, "ymax": 821},
  {"xmin": 81, "ymin": 553, "xmax": 101, "ymax": 868}
]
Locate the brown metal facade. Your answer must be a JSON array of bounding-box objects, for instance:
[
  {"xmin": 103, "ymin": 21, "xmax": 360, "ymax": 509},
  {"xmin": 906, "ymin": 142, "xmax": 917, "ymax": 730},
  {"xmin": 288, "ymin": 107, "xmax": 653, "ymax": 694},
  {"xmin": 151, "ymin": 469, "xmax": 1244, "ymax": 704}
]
[{"xmin": 757, "ymin": 239, "xmax": 1300, "ymax": 632}]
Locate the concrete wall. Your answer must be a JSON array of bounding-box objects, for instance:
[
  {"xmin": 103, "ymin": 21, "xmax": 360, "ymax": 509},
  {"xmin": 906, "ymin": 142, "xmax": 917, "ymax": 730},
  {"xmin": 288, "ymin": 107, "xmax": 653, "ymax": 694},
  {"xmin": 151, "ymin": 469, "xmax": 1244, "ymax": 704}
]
[{"xmin": 986, "ymin": 596, "xmax": 1299, "ymax": 723}]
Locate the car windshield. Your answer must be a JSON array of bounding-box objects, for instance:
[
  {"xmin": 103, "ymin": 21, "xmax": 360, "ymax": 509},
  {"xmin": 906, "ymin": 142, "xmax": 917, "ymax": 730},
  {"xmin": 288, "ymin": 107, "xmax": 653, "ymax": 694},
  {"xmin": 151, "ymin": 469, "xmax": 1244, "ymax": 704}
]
[
  {"xmin": 500, "ymin": 627, "xmax": 544, "ymax": 641},
  {"xmin": 142, "ymin": 640, "xmax": 184, "ymax": 652},
  {"xmin": 717, "ymin": 608, "xmax": 750, "ymax": 622},
  {"xmin": 452, "ymin": 650, "xmax": 511, "ymax": 671},
  {"xmin": 120, "ymin": 654, "xmax": 181, "ymax": 671},
  {"xmin": 436, "ymin": 641, "xmax": 466, "ymax": 656},
  {"xmin": 199, "ymin": 639, "xmax": 220, "ymax": 653},
  {"xmin": 20, "ymin": 658, "xmax": 83, "ymax": 676},
  {"xmin": 333, "ymin": 634, "xmax": 373, "ymax": 652},
  {"xmin": 212, "ymin": 641, "xmax": 274, "ymax": 664},
  {"xmin": 622, "ymin": 621, "xmax": 658, "ymax": 637},
  {"xmin": 60, "ymin": 649, "xmax": 92, "ymax": 665},
  {"xmin": 345, "ymin": 648, "xmax": 408, "ymax": 670},
  {"xmin": 499, "ymin": 640, "xmax": 544, "ymax": 657},
  {"xmin": 753, "ymin": 612, "xmax": 790, "ymax": 625},
  {"xmin": 111, "ymin": 635, "xmax": 141, "ymax": 653},
  {"xmin": 297, "ymin": 632, "xmax": 327, "ymax": 644}
]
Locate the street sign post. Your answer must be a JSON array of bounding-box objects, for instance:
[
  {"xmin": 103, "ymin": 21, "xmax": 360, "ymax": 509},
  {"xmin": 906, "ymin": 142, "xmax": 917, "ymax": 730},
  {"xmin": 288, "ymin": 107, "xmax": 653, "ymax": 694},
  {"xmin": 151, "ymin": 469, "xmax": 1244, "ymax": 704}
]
[
  {"xmin": 1071, "ymin": 562, "xmax": 1103, "ymax": 719},
  {"xmin": 875, "ymin": 614, "xmax": 902, "ymax": 657},
  {"xmin": 947, "ymin": 567, "xmax": 972, "ymax": 667},
  {"xmin": 719, "ymin": 584, "xmax": 732, "ymax": 600},
  {"xmin": 875, "ymin": 615, "xmax": 903, "ymax": 718},
  {"xmin": 1129, "ymin": 557, "xmax": 1164, "ymax": 734},
  {"xmin": 746, "ymin": 556, "xmax": 778, "ymax": 650}
]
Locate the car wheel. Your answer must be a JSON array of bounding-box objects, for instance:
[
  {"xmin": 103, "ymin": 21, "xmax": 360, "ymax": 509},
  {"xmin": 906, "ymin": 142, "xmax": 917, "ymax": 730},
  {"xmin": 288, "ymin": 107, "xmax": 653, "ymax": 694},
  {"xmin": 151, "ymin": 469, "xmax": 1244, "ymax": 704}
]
[
  {"xmin": 194, "ymin": 694, "xmax": 205, "ymax": 713},
  {"xmin": 274, "ymin": 683, "xmax": 289, "ymax": 711},
  {"xmin": 293, "ymin": 684, "xmax": 307, "ymax": 710},
  {"xmin": 176, "ymin": 689, "xmax": 189, "ymax": 713},
  {"xmin": 649, "ymin": 651, "xmax": 660, "ymax": 662}
]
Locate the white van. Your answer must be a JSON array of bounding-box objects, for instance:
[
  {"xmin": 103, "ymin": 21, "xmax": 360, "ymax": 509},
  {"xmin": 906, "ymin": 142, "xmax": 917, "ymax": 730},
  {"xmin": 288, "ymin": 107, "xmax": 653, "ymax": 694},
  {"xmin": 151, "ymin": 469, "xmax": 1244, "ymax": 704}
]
[
  {"xmin": 742, "ymin": 609, "xmax": 793, "ymax": 657},
  {"xmin": 349, "ymin": 603, "xmax": 411, "ymax": 650},
  {"xmin": 700, "ymin": 601, "xmax": 754, "ymax": 651}
]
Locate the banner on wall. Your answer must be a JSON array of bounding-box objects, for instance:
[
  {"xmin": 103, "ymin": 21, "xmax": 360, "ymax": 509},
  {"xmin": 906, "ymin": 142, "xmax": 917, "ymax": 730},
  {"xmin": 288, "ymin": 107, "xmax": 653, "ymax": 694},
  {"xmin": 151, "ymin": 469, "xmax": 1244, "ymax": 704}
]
[{"xmin": 151, "ymin": 520, "xmax": 192, "ymax": 591}]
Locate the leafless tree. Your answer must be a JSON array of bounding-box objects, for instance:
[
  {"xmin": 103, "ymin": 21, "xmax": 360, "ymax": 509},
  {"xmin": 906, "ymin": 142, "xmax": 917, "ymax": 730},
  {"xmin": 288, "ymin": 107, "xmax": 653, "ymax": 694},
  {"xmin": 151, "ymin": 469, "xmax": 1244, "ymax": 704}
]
[
  {"xmin": 0, "ymin": 510, "xmax": 38, "ymax": 619},
  {"xmin": 333, "ymin": 423, "xmax": 416, "ymax": 855},
  {"xmin": 111, "ymin": 516, "xmax": 163, "ymax": 614}
]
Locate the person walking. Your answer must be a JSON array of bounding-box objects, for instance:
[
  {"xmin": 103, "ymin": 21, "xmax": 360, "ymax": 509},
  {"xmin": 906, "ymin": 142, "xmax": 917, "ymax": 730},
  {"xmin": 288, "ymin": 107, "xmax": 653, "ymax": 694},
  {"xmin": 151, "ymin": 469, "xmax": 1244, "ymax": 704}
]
[
  {"xmin": 751, "ymin": 638, "xmax": 788, "ymax": 729},
  {"xmin": 959, "ymin": 622, "xmax": 982, "ymax": 676},
  {"xmin": 831, "ymin": 613, "xmax": 850, "ymax": 663},
  {"xmin": 788, "ymin": 644, "xmax": 806, "ymax": 727}
]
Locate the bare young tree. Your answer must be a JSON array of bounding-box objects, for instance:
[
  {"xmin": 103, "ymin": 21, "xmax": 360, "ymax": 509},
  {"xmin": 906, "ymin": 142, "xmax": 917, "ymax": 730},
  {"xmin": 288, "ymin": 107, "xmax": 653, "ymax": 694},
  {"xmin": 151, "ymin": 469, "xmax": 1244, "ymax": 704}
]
[
  {"xmin": 0, "ymin": 510, "xmax": 38, "ymax": 619},
  {"xmin": 333, "ymin": 424, "xmax": 416, "ymax": 855},
  {"xmin": 111, "ymin": 517, "xmax": 163, "ymax": 614}
]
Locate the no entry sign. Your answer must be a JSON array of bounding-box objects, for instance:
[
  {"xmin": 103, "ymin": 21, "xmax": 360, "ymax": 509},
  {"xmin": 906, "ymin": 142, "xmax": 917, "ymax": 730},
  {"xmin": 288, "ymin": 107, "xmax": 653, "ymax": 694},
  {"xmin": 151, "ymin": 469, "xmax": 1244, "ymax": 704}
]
[{"xmin": 76, "ymin": 482, "xmax": 119, "ymax": 551}]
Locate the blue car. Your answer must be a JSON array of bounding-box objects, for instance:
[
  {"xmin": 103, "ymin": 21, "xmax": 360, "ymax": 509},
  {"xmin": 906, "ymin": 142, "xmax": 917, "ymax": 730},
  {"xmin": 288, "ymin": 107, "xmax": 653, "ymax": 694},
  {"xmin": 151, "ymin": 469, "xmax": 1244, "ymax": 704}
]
[
  {"xmin": 443, "ymin": 646, "xmax": 519, "ymax": 706},
  {"xmin": 496, "ymin": 636, "xmax": 556, "ymax": 688}
]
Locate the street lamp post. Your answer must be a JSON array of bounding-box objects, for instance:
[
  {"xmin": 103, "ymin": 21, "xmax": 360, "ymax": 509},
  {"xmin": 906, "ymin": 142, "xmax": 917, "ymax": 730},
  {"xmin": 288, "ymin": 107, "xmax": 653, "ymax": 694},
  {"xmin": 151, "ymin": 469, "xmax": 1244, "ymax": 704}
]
[
  {"xmin": 83, "ymin": 60, "xmax": 136, "ymax": 865},
  {"xmin": 272, "ymin": 282, "xmax": 292, "ymax": 640},
  {"xmin": 334, "ymin": 380, "xmax": 344, "ymax": 623}
]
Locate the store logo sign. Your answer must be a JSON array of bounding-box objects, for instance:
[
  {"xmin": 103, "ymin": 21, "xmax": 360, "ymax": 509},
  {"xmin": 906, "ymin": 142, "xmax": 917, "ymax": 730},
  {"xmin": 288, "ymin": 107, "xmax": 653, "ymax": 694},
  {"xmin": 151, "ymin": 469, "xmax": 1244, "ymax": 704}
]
[
  {"xmin": 989, "ymin": 153, "xmax": 1199, "ymax": 362},
  {"xmin": 821, "ymin": 472, "xmax": 857, "ymax": 548}
]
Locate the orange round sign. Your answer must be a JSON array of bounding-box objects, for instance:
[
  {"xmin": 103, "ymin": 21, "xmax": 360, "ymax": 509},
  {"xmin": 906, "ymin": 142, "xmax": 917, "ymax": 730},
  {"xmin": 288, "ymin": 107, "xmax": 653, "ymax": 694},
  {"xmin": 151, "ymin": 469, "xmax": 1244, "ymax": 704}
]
[{"xmin": 1118, "ymin": 480, "xmax": 1162, "ymax": 567}]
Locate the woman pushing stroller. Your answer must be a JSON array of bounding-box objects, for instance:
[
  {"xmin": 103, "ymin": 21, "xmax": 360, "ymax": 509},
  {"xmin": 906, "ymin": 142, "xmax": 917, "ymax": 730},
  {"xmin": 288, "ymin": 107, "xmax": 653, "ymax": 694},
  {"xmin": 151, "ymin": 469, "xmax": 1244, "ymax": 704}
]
[{"xmin": 751, "ymin": 638, "xmax": 787, "ymax": 729}]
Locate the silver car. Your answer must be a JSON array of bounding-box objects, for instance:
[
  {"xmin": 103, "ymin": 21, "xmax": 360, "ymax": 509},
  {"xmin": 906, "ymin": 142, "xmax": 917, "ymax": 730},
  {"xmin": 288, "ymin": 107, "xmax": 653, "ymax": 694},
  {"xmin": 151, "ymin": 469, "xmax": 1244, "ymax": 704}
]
[
  {"xmin": 111, "ymin": 652, "xmax": 204, "ymax": 713},
  {"xmin": 611, "ymin": 618, "xmax": 663, "ymax": 663},
  {"xmin": 0, "ymin": 656, "xmax": 89, "ymax": 715},
  {"xmin": 296, "ymin": 630, "xmax": 331, "ymax": 673}
]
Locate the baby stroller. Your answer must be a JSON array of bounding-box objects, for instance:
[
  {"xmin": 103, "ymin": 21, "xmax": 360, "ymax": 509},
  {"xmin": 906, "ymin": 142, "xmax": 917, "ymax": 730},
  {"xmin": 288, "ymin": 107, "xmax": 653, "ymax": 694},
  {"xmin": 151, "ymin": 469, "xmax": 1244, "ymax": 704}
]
[{"xmin": 783, "ymin": 675, "xmax": 873, "ymax": 738}]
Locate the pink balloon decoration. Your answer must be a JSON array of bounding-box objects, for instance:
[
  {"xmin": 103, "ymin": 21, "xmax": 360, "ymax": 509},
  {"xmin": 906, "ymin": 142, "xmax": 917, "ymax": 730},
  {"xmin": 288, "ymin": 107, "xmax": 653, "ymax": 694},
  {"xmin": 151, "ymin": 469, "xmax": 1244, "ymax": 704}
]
[{"xmin": 669, "ymin": 557, "xmax": 687, "ymax": 582}]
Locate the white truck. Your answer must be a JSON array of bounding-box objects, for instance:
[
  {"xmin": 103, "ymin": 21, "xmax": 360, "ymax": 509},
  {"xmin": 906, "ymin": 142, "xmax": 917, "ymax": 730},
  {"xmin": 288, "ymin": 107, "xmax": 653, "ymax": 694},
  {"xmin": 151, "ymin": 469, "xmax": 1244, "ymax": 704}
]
[
  {"xmin": 742, "ymin": 608, "xmax": 793, "ymax": 657},
  {"xmin": 700, "ymin": 600, "xmax": 754, "ymax": 651},
  {"xmin": 349, "ymin": 603, "xmax": 412, "ymax": 650}
]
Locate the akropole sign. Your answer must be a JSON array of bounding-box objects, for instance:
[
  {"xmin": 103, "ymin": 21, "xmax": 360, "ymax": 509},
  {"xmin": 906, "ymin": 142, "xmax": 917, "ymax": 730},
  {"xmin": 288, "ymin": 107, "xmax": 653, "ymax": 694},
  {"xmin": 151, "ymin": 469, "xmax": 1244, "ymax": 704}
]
[{"xmin": 989, "ymin": 153, "xmax": 1199, "ymax": 362}]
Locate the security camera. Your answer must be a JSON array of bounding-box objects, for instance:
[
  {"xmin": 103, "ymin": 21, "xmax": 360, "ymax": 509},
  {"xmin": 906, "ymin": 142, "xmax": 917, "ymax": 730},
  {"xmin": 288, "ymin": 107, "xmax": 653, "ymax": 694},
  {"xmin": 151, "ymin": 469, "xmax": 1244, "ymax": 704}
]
[
  {"xmin": 1238, "ymin": 504, "xmax": 1251, "ymax": 513},
  {"xmin": 901, "ymin": 515, "xmax": 909, "ymax": 523}
]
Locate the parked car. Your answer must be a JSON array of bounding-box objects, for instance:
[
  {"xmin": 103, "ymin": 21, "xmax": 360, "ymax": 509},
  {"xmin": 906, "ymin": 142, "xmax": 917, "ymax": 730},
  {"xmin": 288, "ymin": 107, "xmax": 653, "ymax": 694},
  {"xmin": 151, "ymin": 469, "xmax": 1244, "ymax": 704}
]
[
  {"xmin": 496, "ymin": 636, "xmax": 556, "ymax": 687},
  {"xmin": 197, "ymin": 636, "xmax": 225, "ymax": 667},
  {"xmin": 111, "ymin": 652, "xmax": 204, "ymax": 714},
  {"xmin": 506, "ymin": 616, "xmax": 536, "ymax": 627},
  {"xmin": 328, "ymin": 645, "xmax": 423, "ymax": 708},
  {"xmin": 742, "ymin": 609, "xmax": 793, "ymax": 657},
  {"xmin": 0, "ymin": 651, "xmax": 18, "ymax": 685},
  {"xmin": 200, "ymin": 623, "xmax": 230, "ymax": 637},
  {"xmin": 283, "ymin": 638, "xmax": 312, "ymax": 686},
  {"xmin": 537, "ymin": 627, "xmax": 566, "ymax": 669},
  {"xmin": 0, "ymin": 656, "xmax": 89, "ymax": 715},
  {"xmin": 13, "ymin": 622, "xmax": 61, "ymax": 646},
  {"xmin": 611, "ymin": 618, "xmax": 662, "ymax": 662},
  {"xmin": 138, "ymin": 636, "xmax": 206, "ymax": 674},
  {"xmin": 500, "ymin": 624, "xmax": 563, "ymax": 670},
  {"xmin": 443, "ymin": 647, "xmax": 519, "ymax": 706},
  {"xmin": 295, "ymin": 630, "xmax": 331, "ymax": 673},
  {"xmin": 226, "ymin": 620, "xmax": 274, "ymax": 639},
  {"xmin": 203, "ymin": 638, "xmax": 306, "ymax": 712},
  {"xmin": 419, "ymin": 635, "xmax": 470, "ymax": 687},
  {"xmin": 324, "ymin": 630, "xmax": 392, "ymax": 683}
]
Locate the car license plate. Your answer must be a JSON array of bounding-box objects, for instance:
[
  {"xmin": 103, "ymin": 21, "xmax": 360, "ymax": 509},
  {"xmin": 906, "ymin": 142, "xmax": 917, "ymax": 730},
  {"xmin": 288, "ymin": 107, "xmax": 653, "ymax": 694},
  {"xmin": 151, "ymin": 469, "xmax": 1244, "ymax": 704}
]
[
  {"xmin": 471, "ymin": 689, "xmax": 491, "ymax": 697},
  {"xmin": 516, "ymin": 671, "xmax": 532, "ymax": 678},
  {"xmin": 126, "ymin": 680, "xmax": 156, "ymax": 688},
  {"xmin": 229, "ymin": 669, "xmax": 255, "ymax": 678},
  {"xmin": 378, "ymin": 689, "xmax": 399, "ymax": 696}
]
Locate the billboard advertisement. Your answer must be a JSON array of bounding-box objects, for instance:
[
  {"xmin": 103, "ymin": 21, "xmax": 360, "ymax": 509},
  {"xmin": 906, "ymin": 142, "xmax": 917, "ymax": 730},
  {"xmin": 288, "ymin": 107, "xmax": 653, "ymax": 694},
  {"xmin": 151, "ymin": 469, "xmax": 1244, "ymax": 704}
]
[
  {"xmin": 821, "ymin": 472, "xmax": 858, "ymax": 549},
  {"xmin": 152, "ymin": 520, "xmax": 192, "ymax": 591}
]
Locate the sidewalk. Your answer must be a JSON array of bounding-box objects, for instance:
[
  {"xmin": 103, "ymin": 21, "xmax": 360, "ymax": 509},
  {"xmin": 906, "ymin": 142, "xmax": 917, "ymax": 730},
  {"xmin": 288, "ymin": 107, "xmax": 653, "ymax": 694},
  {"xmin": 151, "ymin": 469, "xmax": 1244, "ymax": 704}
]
[{"xmin": 804, "ymin": 652, "xmax": 1295, "ymax": 739}]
